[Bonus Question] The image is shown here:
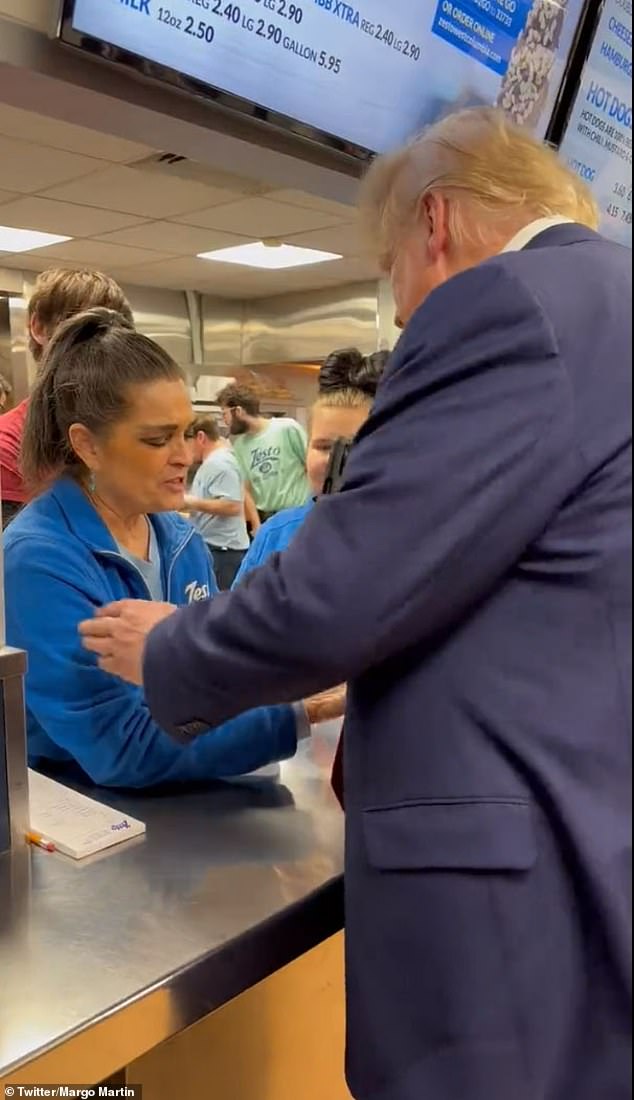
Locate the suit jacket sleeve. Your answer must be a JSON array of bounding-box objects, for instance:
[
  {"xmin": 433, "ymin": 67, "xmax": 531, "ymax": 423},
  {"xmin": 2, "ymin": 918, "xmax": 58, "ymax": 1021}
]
[{"xmin": 144, "ymin": 261, "xmax": 583, "ymax": 736}]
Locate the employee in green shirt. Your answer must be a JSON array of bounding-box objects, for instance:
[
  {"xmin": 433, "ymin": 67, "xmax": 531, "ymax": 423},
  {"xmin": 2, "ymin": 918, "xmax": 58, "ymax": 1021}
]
[{"xmin": 217, "ymin": 383, "xmax": 310, "ymax": 521}]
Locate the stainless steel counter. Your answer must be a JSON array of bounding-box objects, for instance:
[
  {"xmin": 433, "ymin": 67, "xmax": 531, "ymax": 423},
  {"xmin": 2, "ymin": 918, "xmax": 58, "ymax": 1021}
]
[{"xmin": 0, "ymin": 723, "xmax": 344, "ymax": 1086}]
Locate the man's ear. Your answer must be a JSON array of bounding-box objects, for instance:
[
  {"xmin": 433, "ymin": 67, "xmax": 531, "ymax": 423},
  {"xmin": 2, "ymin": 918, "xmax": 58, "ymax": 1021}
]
[{"xmin": 419, "ymin": 192, "xmax": 450, "ymax": 263}]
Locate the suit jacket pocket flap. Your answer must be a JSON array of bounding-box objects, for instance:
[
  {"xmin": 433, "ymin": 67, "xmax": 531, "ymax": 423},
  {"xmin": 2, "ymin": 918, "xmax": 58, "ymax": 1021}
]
[{"xmin": 362, "ymin": 799, "xmax": 537, "ymax": 872}]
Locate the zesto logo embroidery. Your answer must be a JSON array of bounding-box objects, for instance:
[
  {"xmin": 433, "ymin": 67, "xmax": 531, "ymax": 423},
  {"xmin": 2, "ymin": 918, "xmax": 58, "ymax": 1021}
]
[
  {"xmin": 250, "ymin": 445, "xmax": 281, "ymax": 480},
  {"xmin": 185, "ymin": 581, "xmax": 211, "ymax": 603}
]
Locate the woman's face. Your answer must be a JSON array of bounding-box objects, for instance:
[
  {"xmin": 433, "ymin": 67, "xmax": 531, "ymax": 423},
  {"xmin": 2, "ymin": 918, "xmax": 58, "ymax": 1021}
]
[
  {"xmin": 306, "ymin": 404, "xmax": 370, "ymax": 496},
  {"xmin": 86, "ymin": 378, "xmax": 195, "ymax": 515}
]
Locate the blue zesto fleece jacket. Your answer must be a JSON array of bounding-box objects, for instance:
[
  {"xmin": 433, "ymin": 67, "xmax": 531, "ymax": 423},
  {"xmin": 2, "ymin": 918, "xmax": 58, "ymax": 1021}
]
[
  {"xmin": 233, "ymin": 501, "xmax": 314, "ymax": 584},
  {"xmin": 4, "ymin": 478, "xmax": 297, "ymax": 788}
]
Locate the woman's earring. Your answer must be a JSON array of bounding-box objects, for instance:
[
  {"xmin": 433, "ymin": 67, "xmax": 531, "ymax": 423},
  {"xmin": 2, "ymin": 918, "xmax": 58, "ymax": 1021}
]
[{"xmin": 87, "ymin": 471, "xmax": 97, "ymax": 494}]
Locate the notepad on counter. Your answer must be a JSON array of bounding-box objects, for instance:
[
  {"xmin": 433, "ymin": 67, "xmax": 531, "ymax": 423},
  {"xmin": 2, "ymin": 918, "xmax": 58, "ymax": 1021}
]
[{"xmin": 28, "ymin": 769, "xmax": 146, "ymax": 860}]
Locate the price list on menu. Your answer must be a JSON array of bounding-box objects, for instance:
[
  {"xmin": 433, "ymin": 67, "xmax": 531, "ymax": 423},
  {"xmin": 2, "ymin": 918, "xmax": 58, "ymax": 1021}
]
[
  {"xmin": 559, "ymin": 0, "xmax": 632, "ymax": 247},
  {"xmin": 69, "ymin": 0, "xmax": 583, "ymax": 153}
]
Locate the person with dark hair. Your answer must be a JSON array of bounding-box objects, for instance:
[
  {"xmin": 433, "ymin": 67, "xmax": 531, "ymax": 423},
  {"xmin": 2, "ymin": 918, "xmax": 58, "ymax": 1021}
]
[
  {"xmin": 184, "ymin": 416, "xmax": 249, "ymax": 590},
  {"xmin": 216, "ymin": 382, "xmax": 309, "ymax": 522},
  {"xmin": 233, "ymin": 347, "xmax": 388, "ymax": 582},
  {"xmin": 4, "ymin": 309, "xmax": 342, "ymax": 788},
  {"xmin": 0, "ymin": 268, "xmax": 133, "ymax": 529},
  {"xmin": 318, "ymin": 348, "xmax": 390, "ymax": 396}
]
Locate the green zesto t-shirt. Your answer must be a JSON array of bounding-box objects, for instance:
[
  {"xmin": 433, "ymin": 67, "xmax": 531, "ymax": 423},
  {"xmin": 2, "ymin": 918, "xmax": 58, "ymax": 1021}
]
[{"xmin": 231, "ymin": 418, "xmax": 310, "ymax": 513}]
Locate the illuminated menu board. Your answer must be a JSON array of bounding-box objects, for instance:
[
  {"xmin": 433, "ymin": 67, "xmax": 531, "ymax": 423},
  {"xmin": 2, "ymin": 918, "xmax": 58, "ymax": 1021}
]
[
  {"xmin": 559, "ymin": 0, "xmax": 632, "ymax": 247},
  {"xmin": 61, "ymin": 0, "xmax": 584, "ymax": 157}
]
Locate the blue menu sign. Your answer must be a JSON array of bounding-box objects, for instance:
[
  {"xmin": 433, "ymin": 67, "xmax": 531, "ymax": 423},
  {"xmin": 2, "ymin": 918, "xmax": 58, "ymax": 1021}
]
[
  {"xmin": 432, "ymin": 0, "xmax": 533, "ymax": 76},
  {"xmin": 559, "ymin": 0, "xmax": 632, "ymax": 247}
]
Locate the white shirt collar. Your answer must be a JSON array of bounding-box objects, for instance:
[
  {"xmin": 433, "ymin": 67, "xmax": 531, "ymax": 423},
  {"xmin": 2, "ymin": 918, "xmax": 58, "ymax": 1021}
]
[{"xmin": 501, "ymin": 216, "xmax": 575, "ymax": 253}]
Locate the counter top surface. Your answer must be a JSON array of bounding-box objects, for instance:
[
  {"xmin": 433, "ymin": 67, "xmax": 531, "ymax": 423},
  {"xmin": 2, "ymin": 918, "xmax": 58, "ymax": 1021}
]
[{"xmin": 0, "ymin": 723, "xmax": 344, "ymax": 1082}]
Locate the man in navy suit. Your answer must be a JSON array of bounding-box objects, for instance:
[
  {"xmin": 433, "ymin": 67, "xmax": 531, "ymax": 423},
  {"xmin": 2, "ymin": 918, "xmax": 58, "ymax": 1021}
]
[{"xmin": 83, "ymin": 108, "xmax": 632, "ymax": 1100}]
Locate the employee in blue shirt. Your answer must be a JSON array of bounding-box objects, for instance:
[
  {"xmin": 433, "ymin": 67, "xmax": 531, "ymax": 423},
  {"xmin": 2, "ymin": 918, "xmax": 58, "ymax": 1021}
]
[
  {"xmin": 234, "ymin": 348, "xmax": 389, "ymax": 581},
  {"xmin": 4, "ymin": 308, "xmax": 342, "ymax": 788},
  {"xmin": 183, "ymin": 416, "xmax": 249, "ymax": 590}
]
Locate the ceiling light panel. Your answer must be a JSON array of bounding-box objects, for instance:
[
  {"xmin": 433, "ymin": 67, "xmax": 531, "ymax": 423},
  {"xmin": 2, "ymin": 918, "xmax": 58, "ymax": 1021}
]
[
  {"xmin": 0, "ymin": 226, "xmax": 72, "ymax": 253},
  {"xmin": 197, "ymin": 242, "xmax": 341, "ymax": 270}
]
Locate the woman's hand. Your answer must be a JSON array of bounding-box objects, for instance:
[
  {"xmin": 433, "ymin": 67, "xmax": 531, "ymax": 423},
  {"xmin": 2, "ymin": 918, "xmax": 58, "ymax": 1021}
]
[{"xmin": 303, "ymin": 685, "xmax": 347, "ymax": 725}]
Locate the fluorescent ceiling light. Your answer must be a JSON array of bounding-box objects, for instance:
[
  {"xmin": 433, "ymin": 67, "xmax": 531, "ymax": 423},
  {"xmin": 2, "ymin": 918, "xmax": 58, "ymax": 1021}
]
[
  {"xmin": 0, "ymin": 226, "xmax": 72, "ymax": 253},
  {"xmin": 197, "ymin": 241, "xmax": 341, "ymax": 270}
]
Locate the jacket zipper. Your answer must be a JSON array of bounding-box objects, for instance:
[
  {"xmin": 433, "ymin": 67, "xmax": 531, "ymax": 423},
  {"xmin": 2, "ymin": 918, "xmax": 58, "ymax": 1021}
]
[
  {"xmin": 99, "ymin": 527, "xmax": 195, "ymax": 602},
  {"xmin": 99, "ymin": 552, "xmax": 153, "ymax": 601},
  {"xmin": 166, "ymin": 527, "xmax": 196, "ymax": 599}
]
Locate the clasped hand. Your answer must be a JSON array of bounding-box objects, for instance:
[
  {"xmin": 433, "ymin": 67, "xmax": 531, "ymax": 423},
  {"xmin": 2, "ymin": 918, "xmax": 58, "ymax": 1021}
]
[
  {"xmin": 80, "ymin": 601, "xmax": 347, "ymax": 725},
  {"xmin": 79, "ymin": 600, "xmax": 176, "ymax": 685}
]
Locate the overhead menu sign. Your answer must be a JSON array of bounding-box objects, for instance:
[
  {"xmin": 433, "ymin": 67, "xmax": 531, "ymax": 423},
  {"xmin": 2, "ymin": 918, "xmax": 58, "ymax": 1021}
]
[
  {"xmin": 65, "ymin": 0, "xmax": 583, "ymax": 155},
  {"xmin": 559, "ymin": 0, "xmax": 632, "ymax": 247}
]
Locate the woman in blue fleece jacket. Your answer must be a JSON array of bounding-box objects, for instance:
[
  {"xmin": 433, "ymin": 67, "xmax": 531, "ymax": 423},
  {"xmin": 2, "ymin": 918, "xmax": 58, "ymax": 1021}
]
[{"xmin": 4, "ymin": 308, "xmax": 327, "ymax": 789}]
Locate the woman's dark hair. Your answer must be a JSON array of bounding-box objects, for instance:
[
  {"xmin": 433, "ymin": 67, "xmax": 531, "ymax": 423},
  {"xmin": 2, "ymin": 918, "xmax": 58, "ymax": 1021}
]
[
  {"xmin": 22, "ymin": 308, "xmax": 185, "ymax": 487},
  {"xmin": 319, "ymin": 348, "xmax": 390, "ymax": 399}
]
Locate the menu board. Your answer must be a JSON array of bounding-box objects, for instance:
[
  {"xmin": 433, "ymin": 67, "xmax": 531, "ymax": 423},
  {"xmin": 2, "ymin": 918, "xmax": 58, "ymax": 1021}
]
[
  {"xmin": 62, "ymin": 0, "xmax": 584, "ymax": 156},
  {"xmin": 558, "ymin": 0, "xmax": 632, "ymax": 247}
]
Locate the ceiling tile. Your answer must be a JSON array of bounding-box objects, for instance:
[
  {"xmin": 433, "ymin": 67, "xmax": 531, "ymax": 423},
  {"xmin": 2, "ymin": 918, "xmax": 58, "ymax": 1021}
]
[
  {"xmin": 315, "ymin": 257, "xmax": 380, "ymax": 282},
  {"xmin": 102, "ymin": 253, "xmax": 369, "ymax": 297},
  {"xmin": 40, "ymin": 164, "xmax": 236, "ymax": 218},
  {"xmin": 96, "ymin": 256, "xmax": 229, "ymax": 290},
  {"xmin": 171, "ymin": 197, "xmax": 346, "ymax": 237},
  {"xmin": 0, "ymin": 135, "xmax": 103, "ymax": 194},
  {"xmin": 95, "ymin": 221, "xmax": 248, "ymax": 254},
  {"xmin": 0, "ymin": 104, "xmax": 155, "ymax": 163},
  {"xmin": 26, "ymin": 239, "xmax": 175, "ymax": 268},
  {"xmin": 268, "ymin": 189, "xmax": 356, "ymax": 219},
  {"xmin": 286, "ymin": 222, "xmax": 366, "ymax": 257},
  {"xmin": 0, "ymin": 251, "xmax": 42, "ymax": 271},
  {"xmin": 0, "ymin": 196, "xmax": 151, "ymax": 237},
  {"xmin": 107, "ymin": 256, "xmax": 274, "ymax": 295}
]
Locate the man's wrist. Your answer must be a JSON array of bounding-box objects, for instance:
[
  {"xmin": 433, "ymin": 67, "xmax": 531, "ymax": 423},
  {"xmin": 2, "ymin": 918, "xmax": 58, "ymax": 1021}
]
[{"xmin": 292, "ymin": 701, "xmax": 312, "ymax": 741}]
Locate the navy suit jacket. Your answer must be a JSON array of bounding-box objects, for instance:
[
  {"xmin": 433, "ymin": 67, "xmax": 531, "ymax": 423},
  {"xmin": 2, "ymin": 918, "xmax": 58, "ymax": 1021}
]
[{"xmin": 145, "ymin": 225, "xmax": 632, "ymax": 1100}]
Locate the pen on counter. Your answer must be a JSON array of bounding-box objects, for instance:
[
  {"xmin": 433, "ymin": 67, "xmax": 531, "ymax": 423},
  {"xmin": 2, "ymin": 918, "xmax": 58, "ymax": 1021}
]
[{"xmin": 25, "ymin": 832, "xmax": 56, "ymax": 853}]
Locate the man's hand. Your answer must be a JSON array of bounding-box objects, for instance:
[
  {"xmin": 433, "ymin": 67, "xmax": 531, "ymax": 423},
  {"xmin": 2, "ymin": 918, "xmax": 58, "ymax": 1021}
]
[
  {"xmin": 79, "ymin": 600, "xmax": 177, "ymax": 685},
  {"xmin": 303, "ymin": 685, "xmax": 347, "ymax": 725}
]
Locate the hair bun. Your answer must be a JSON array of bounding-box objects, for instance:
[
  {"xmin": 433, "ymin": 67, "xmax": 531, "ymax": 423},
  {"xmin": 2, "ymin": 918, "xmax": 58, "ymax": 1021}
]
[
  {"xmin": 319, "ymin": 347, "xmax": 390, "ymax": 398},
  {"xmin": 68, "ymin": 307, "xmax": 132, "ymax": 345}
]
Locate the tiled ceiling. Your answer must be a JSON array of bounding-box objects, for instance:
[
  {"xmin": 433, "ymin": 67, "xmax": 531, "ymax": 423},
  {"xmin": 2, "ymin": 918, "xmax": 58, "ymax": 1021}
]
[{"xmin": 0, "ymin": 104, "xmax": 376, "ymax": 299}]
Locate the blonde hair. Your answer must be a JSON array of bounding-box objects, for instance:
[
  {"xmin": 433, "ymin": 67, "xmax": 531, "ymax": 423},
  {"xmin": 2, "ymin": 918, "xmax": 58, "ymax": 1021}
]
[
  {"xmin": 28, "ymin": 268, "xmax": 133, "ymax": 362},
  {"xmin": 360, "ymin": 107, "xmax": 599, "ymax": 258},
  {"xmin": 313, "ymin": 387, "xmax": 374, "ymax": 415}
]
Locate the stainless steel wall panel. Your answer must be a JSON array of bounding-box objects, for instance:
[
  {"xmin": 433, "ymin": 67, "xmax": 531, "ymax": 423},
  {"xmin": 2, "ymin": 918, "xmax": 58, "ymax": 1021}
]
[
  {"xmin": 121, "ymin": 285, "xmax": 193, "ymax": 370},
  {"xmin": 201, "ymin": 296, "xmax": 245, "ymax": 373},
  {"xmin": 241, "ymin": 283, "xmax": 378, "ymax": 366}
]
